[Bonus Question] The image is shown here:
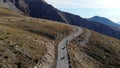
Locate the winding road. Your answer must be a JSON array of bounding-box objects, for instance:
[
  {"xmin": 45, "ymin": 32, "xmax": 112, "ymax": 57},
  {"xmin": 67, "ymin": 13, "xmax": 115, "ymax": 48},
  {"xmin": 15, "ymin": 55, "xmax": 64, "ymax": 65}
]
[{"xmin": 56, "ymin": 26, "xmax": 83, "ymax": 68}]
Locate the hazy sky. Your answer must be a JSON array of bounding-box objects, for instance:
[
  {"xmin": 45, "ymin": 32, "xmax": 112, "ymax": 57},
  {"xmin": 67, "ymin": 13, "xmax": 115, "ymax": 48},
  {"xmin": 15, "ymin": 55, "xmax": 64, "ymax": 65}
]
[{"xmin": 45, "ymin": 0, "xmax": 120, "ymax": 24}]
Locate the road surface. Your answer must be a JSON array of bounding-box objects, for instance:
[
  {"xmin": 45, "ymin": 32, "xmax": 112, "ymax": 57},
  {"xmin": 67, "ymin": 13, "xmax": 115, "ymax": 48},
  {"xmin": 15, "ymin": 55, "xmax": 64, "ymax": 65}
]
[{"xmin": 56, "ymin": 26, "xmax": 83, "ymax": 68}]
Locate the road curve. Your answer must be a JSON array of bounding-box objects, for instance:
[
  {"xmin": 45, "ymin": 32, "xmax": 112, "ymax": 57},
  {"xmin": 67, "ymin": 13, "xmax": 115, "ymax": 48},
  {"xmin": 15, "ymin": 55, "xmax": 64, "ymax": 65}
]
[{"xmin": 56, "ymin": 26, "xmax": 83, "ymax": 68}]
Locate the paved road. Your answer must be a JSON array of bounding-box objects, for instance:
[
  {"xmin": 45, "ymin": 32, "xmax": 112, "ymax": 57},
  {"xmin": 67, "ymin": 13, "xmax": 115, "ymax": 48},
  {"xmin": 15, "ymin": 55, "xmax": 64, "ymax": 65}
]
[{"xmin": 56, "ymin": 26, "xmax": 83, "ymax": 68}]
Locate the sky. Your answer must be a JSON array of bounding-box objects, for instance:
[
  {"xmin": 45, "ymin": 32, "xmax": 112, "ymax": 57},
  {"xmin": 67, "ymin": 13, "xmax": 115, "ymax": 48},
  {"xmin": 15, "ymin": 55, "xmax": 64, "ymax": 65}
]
[{"xmin": 45, "ymin": 0, "xmax": 120, "ymax": 24}]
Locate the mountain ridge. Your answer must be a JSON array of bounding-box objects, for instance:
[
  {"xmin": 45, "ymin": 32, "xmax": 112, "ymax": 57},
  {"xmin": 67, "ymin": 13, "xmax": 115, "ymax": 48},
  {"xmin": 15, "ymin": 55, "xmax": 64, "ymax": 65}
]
[
  {"xmin": 0, "ymin": 0, "xmax": 120, "ymax": 39},
  {"xmin": 88, "ymin": 16, "xmax": 120, "ymax": 28},
  {"xmin": 0, "ymin": 3, "xmax": 120, "ymax": 68}
]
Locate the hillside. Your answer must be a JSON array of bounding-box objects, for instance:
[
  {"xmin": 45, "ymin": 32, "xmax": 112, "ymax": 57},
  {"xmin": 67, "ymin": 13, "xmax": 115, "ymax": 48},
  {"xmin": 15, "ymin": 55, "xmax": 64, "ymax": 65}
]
[
  {"xmin": 0, "ymin": 3, "xmax": 120, "ymax": 68},
  {"xmin": 1, "ymin": 0, "xmax": 120, "ymax": 39},
  {"xmin": 0, "ymin": 6, "xmax": 74, "ymax": 68},
  {"xmin": 68, "ymin": 28, "xmax": 120, "ymax": 68},
  {"xmin": 88, "ymin": 16, "xmax": 120, "ymax": 28},
  {"xmin": 0, "ymin": 0, "xmax": 19, "ymax": 11}
]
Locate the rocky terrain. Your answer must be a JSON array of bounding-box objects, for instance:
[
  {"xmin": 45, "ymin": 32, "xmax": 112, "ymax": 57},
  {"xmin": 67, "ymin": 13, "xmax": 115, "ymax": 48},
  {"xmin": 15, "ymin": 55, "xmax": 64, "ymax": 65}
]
[
  {"xmin": 1, "ymin": 0, "xmax": 120, "ymax": 39},
  {"xmin": 0, "ymin": 0, "xmax": 19, "ymax": 11},
  {"xmin": 0, "ymin": 6, "xmax": 74, "ymax": 68},
  {"xmin": 68, "ymin": 28, "xmax": 120, "ymax": 68},
  {"xmin": 0, "ymin": 1, "xmax": 120, "ymax": 68}
]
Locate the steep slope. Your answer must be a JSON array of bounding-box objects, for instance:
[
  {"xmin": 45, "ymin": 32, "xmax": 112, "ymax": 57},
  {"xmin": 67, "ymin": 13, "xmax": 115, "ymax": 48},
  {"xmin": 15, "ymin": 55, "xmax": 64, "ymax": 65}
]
[
  {"xmin": 0, "ymin": 6, "xmax": 22, "ymax": 17},
  {"xmin": 0, "ymin": 3, "xmax": 120, "ymax": 68},
  {"xmin": 0, "ymin": 0, "xmax": 120, "ymax": 39},
  {"xmin": 62, "ymin": 13, "xmax": 120, "ymax": 39},
  {"xmin": 0, "ymin": 0, "xmax": 66, "ymax": 22},
  {"xmin": 0, "ymin": 6, "xmax": 74, "ymax": 68},
  {"xmin": 88, "ymin": 16, "xmax": 120, "ymax": 28},
  {"xmin": 68, "ymin": 28, "xmax": 120, "ymax": 68},
  {"xmin": 0, "ymin": 0, "xmax": 19, "ymax": 11}
]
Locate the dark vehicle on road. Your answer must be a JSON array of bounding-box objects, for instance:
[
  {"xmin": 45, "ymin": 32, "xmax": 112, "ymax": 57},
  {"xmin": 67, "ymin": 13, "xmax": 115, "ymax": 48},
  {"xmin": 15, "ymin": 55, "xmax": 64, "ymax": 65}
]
[
  {"xmin": 61, "ymin": 56, "xmax": 65, "ymax": 60},
  {"xmin": 62, "ymin": 46, "xmax": 65, "ymax": 50}
]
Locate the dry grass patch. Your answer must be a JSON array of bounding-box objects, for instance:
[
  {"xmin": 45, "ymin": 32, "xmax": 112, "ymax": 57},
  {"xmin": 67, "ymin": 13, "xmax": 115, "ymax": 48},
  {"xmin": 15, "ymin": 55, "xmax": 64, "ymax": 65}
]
[
  {"xmin": 0, "ymin": 6, "xmax": 74, "ymax": 68},
  {"xmin": 0, "ymin": 16, "xmax": 73, "ymax": 40},
  {"xmin": 69, "ymin": 28, "xmax": 120, "ymax": 68},
  {"xmin": 0, "ymin": 6, "xmax": 23, "ymax": 17},
  {"xmin": 0, "ymin": 24, "xmax": 50, "ymax": 68},
  {"xmin": 0, "ymin": 6, "xmax": 73, "ymax": 40}
]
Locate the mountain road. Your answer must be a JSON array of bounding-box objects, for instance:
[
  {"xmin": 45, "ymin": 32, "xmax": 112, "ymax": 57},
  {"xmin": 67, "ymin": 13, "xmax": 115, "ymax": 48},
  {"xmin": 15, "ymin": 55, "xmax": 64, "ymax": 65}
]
[{"xmin": 56, "ymin": 26, "xmax": 83, "ymax": 68}]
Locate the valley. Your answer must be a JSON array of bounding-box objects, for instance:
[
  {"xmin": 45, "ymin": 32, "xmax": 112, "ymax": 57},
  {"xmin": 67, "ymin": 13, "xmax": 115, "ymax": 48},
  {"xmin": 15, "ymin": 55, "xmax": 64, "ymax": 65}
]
[{"xmin": 0, "ymin": 0, "xmax": 120, "ymax": 68}]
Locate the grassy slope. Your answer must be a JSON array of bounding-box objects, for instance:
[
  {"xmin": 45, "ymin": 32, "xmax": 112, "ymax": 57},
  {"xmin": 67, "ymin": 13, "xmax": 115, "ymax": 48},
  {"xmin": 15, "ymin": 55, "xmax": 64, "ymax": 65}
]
[
  {"xmin": 0, "ymin": 6, "xmax": 73, "ymax": 39},
  {"xmin": 69, "ymin": 28, "xmax": 120, "ymax": 68},
  {"xmin": 0, "ymin": 25, "xmax": 47, "ymax": 68},
  {"xmin": 0, "ymin": 6, "xmax": 73, "ymax": 68},
  {"xmin": 0, "ymin": 16, "xmax": 72, "ymax": 39}
]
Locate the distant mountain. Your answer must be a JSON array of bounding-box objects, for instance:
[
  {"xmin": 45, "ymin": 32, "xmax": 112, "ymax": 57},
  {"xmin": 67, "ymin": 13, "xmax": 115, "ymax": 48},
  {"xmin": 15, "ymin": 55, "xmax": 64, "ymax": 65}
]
[
  {"xmin": 0, "ymin": 0, "xmax": 120, "ymax": 39},
  {"xmin": 1, "ymin": 6, "xmax": 120, "ymax": 68},
  {"xmin": 88, "ymin": 16, "xmax": 120, "ymax": 28}
]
